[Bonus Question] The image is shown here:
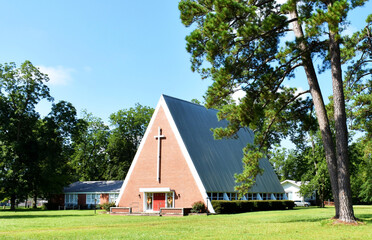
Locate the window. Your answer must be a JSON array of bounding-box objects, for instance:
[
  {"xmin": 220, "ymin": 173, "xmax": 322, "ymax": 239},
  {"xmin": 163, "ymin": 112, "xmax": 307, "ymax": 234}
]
[
  {"xmin": 166, "ymin": 192, "xmax": 173, "ymax": 208},
  {"xmin": 212, "ymin": 192, "xmax": 218, "ymax": 200},
  {"xmin": 109, "ymin": 194, "xmax": 119, "ymax": 203},
  {"xmin": 207, "ymin": 192, "xmax": 212, "ymax": 200},
  {"xmin": 277, "ymin": 193, "xmax": 284, "ymax": 200},
  {"xmin": 217, "ymin": 193, "xmax": 224, "ymax": 200},
  {"xmin": 261, "ymin": 193, "xmax": 267, "ymax": 200},
  {"xmin": 145, "ymin": 193, "xmax": 153, "ymax": 211},
  {"xmin": 230, "ymin": 193, "xmax": 237, "ymax": 200},
  {"xmin": 65, "ymin": 194, "xmax": 78, "ymax": 205},
  {"xmin": 207, "ymin": 192, "xmax": 229, "ymax": 200},
  {"xmin": 86, "ymin": 194, "xmax": 100, "ymax": 205}
]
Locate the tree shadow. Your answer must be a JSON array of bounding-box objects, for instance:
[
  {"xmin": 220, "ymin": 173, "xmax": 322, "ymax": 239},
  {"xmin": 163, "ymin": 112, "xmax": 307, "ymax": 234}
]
[
  {"xmin": 276, "ymin": 217, "xmax": 330, "ymax": 223},
  {"xmin": 0, "ymin": 213, "xmax": 94, "ymax": 219},
  {"xmin": 356, "ymin": 214, "xmax": 372, "ymax": 224}
]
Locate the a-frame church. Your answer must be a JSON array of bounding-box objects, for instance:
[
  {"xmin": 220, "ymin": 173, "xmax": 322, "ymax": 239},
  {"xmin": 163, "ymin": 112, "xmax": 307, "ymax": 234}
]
[{"xmin": 116, "ymin": 95, "xmax": 284, "ymax": 213}]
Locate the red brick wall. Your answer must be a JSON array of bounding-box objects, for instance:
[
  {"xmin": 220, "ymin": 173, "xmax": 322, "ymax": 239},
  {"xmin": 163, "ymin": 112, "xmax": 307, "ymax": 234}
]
[
  {"xmin": 117, "ymin": 106, "xmax": 204, "ymax": 211},
  {"xmin": 100, "ymin": 194, "xmax": 109, "ymax": 204},
  {"xmin": 111, "ymin": 207, "xmax": 131, "ymax": 213},
  {"xmin": 49, "ymin": 194, "xmax": 64, "ymax": 206}
]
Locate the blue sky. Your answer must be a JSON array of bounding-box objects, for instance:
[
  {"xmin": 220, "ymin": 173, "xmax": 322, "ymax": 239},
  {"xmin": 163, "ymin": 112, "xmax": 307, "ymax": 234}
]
[{"xmin": 0, "ymin": 0, "xmax": 371, "ymax": 124}]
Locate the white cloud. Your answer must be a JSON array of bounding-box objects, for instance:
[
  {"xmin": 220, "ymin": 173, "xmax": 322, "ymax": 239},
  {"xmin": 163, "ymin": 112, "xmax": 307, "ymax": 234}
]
[
  {"xmin": 37, "ymin": 65, "xmax": 74, "ymax": 86},
  {"xmin": 276, "ymin": 0, "xmax": 287, "ymax": 4},
  {"xmin": 231, "ymin": 88, "xmax": 246, "ymax": 103}
]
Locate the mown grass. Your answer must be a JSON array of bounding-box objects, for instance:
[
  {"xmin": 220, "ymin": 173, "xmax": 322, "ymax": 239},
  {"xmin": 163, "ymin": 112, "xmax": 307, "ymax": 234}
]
[{"xmin": 0, "ymin": 206, "xmax": 371, "ymax": 239}]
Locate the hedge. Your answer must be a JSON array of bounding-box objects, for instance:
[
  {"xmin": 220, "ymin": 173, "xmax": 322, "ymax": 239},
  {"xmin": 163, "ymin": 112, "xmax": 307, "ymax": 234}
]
[{"xmin": 211, "ymin": 200, "xmax": 294, "ymax": 214}]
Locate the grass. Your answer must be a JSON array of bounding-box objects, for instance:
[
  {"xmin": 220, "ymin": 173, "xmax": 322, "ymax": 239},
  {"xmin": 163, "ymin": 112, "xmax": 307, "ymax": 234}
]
[{"xmin": 0, "ymin": 206, "xmax": 371, "ymax": 239}]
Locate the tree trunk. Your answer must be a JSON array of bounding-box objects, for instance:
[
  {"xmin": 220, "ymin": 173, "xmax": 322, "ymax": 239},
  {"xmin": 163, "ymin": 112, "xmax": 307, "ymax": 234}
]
[
  {"xmin": 10, "ymin": 194, "xmax": 16, "ymax": 211},
  {"xmin": 289, "ymin": 8, "xmax": 340, "ymax": 218},
  {"xmin": 33, "ymin": 194, "xmax": 37, "ymax": 209},
  {"xmin": 328, "ymin": 29, "xmax": 356, "ymax": 223},
  {"xmin": 320, "ymin": 177, "xmax": 325, "ymax": 208}
]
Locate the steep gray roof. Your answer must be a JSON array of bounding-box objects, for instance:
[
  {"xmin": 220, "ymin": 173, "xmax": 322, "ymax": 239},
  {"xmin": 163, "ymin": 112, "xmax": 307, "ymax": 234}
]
[
  {"xmin": 163, "ymin": 95, "xmax": 284, "ymax": 193},
  {"xmin": 64, "ymin": 181, "xmax": 123, "ymax": 193}
]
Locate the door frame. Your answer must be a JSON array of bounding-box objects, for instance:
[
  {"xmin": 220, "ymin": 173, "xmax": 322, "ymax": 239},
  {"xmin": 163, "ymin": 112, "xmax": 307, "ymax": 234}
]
[{"xmin": 143, "ymin": 191, "xmax": 174, "ymax": 212}]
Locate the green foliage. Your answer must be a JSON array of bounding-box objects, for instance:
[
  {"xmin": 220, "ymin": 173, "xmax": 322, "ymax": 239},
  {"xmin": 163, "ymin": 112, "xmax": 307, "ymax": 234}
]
[
  {"xmin": 70, "ymin": 111, "xmax": 109, "ymax": 181},
  {"xmin": 211, "ymin": 200, "xmax": 294, "ymax": 214},
  {"xmin": 179, "ymin": 1, "xmax": 370, "ymax": 221},
  {"xmin": 70, "ymin": 103, "xmax": 153, "ymax": 181},
  {"xmin": 101, "ymin": 202, "xmax": 116, "ymax": 212},
  {"xmin": 105, "ymin": 104, "xmax": 153, "ymax": 180},
  {"xmin": 179, "ymin": 0, "xmax": 317, "ymax": 194},
  {"xmin": 109, "ymin": 103, "xmax": 154, "ymax": 148},
  {"xmin": 191, "ymin": 201, "xmax": 207, "ymax": 213},
  {"xmin": 349, "ymin": 141, "xmax": 372, "ymax": 203},
  {"xmin": 0, "ymin": 61, "xmax": 69, "ymax": 209},
  {"xmin": 234, "ymin": 145, "xmax": 264, "ymax": 197},
  {"xmin": 342, "ymin": 18, "xmax": 371, "ymax": 204},
  {"xmin": 270, "ymin": 131, "xmax": 371, "ymax": 204},
  {"xmin": 28, "ymin": 101, "xmax": 82, "ymax": 200},
  {"xmin": 190, "ymin": 98, "xmax": 202, "ymax": 105},
  {"xmin": 269, "ymin": 147, "xmax": 312, "ymax": 182}
]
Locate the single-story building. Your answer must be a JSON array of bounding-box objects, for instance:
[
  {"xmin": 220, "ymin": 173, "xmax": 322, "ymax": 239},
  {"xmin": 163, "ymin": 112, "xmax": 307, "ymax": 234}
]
[
  {"xmin": 51, "ymin": 180, "xmax": 123, "ymax": 209},
  {"xmin": 281, "ymin": 180, "xmax": 316, "ymax": 203}
]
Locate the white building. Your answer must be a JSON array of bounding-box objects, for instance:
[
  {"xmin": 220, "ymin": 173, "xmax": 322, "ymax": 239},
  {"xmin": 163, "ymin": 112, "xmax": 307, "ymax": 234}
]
[{"xmin": 281, "ymin": 180, "xmax": 316, "ymax": 202}]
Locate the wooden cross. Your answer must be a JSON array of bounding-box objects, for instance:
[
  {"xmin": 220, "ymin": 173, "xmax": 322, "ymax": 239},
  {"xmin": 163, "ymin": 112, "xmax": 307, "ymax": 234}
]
[{"xmin": 154, "ymin": 127, "xmax": 165, "ymax": 182}]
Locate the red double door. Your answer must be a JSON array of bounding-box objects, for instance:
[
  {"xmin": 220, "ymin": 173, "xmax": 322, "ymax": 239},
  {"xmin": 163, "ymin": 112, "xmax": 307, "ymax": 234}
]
[{"xmin": 153, "ymin": 193, "xmax": 165, "ymax": 211}]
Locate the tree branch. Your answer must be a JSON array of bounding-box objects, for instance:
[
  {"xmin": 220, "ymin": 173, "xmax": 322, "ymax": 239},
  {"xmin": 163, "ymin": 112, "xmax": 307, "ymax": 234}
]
[{"xmin": 258, "ymin": 90, "xmax": 311, "ymax": 151}]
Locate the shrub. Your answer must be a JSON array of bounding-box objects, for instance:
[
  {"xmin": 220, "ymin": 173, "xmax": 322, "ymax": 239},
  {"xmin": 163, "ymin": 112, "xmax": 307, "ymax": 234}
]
[
  {"xmin": 191, "ymin": 201, "xmax": 207, "ymax": 213},
  {"xmin": 211, "ymin": 200, "xmax": 295, "ymax": 214},
  {"xmin": 43, "ymin": 202, "xmax": 60, "ymax": 210},
  {"xmin": 101, "ymin": 202, "xmax": 116, "ymax": 212},
  {"xmin": 80, "ymin": 204, "xmax": 88, "ymax": 210}
]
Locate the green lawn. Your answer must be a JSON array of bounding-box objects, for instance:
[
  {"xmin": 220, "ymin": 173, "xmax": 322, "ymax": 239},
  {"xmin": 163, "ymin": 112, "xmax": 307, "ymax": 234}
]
[{"xmin": 0, "ymin": 206, "xmax": 371, "ymax": 239}]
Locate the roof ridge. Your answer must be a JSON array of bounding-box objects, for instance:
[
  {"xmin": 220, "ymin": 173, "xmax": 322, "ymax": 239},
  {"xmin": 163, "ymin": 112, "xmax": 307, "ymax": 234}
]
[{"xmin": 162, "ymin": 94, "xmax": 218, "ymax": 112}]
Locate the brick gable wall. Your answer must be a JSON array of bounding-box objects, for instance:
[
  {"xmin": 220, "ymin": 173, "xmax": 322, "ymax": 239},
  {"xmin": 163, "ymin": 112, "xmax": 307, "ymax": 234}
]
[{"xmin": 117, "ymin": 106, "xmax": 204, "ymax": 212}]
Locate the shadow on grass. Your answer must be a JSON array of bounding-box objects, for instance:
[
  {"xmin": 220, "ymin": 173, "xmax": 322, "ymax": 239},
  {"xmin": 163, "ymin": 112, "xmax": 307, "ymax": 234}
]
[
  {"xmin": 0, "ymin": 208, "xmax": 43, "ymax": 212},
  {"xmin": 356, "ymin": 214, "xmax": 372, "ymax": 224},
  {"xmin": 278, "ymin": 213, "xmax": 372, "ymax": 224},
  {"xmin": 0, "ymin": 214, "xmax": 94, "ymax": 219},
  {"xmin": 292, "ymin": 207, "xmax": 322, "ymax": 210},
  {"xmin": 275, "ymin": 217, "xmax": 330, "ymax": 223}
]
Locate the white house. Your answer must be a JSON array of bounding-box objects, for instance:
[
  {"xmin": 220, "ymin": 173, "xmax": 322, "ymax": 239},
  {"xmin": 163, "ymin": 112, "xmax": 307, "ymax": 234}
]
[{"xmin": 281, "ymin": 180, "xmax": 316, "ymax": 202}]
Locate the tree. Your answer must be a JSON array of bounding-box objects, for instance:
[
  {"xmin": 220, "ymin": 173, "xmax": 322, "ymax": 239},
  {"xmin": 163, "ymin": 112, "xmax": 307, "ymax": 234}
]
[
  {"xmin": 0, "ymin": 61, "xmax": 85, "ymax": 209},
  {"xmin": 0, "ymin": 61, "xmax": 52, "ymax": 210},
  {"xmin": 106, "ymin": 104, "xmax": 154, "ymax": 180},
  {"xmin": 299, "ymin": 132, "xmax": 332, "ymax": 208},
  {"xmin": 348, "ymin": 140, "xmax": 372, "ymax": 204},
  {"xmin": 179, "ymin": 0, "xmax": 370, "ymax": 223},
  {"xmin": 269, "ymin": 132, "xmax": 332, "ymax": 207},
  {"xmin": 26, "ymin": 101, "xmax": 83, "ymax": 208},
  {"xmin": 109, "ymin": 103, "xmax": 154, "ymax": 148},
  {"xmin": 269, "ymin": 148, "xmax": 310, "ymax": 181},
  {"xmin": 343, "ymin": 18, "xmax": 372, "ymax": 204},
  {"xmin": 70, "ymin": 111, "xmax": 109, "ymax": 181}
]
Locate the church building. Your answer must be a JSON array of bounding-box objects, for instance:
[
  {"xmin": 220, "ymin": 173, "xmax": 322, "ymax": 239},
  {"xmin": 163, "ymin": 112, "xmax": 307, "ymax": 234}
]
[{"xmin": 115, "ymin": 95, "xmax": 284, "ymax": 214}]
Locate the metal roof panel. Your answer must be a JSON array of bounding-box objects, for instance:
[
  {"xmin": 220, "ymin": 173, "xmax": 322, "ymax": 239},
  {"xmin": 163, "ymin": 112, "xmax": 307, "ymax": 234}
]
[{"xmin": 163, "ymin": 95, "xmax": 284, "ymax": 193}]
